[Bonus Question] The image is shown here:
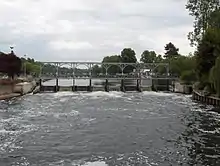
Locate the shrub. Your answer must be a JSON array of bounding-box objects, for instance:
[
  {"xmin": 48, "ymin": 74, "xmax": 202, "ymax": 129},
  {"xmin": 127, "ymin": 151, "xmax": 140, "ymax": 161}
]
[
  {"xmin": 209, "ymin": 57, "xmax": 220, "ymax": 97},
  {"xmin": 180, "ymin": 70, "xmax": 196, "ymax": 85}
]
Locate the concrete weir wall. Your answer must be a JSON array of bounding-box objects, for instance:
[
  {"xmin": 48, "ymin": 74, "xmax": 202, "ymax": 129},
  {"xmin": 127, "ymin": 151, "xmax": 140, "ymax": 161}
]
[
  {"xmin": 174, "ymin": 82, "xmax": 193, "ymax": 94},
  {"xmin": 13, "ymin": 81, "xmax": 36, "ymax": 95}
]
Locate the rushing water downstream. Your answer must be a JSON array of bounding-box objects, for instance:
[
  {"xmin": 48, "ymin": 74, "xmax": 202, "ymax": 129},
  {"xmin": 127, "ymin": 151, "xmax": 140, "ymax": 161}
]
[{"xmin": 0, "ymin": 90, "xmax": 220, "ymax": 165}]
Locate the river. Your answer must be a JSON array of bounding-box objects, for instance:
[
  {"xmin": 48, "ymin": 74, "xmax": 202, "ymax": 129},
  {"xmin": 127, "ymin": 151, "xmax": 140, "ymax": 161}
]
[{"xmin": 0, "ymin": 85, "xmax": 220, "ymax": 165}]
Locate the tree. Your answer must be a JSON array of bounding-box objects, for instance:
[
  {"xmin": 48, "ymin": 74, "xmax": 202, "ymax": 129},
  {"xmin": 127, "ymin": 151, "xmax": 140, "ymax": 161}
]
[
  {"xmin": 209, "ymin": 56, "xmax": 220, "ymax": 96},
  {"xmin": 0, "ymin": 51, "xmax": 22, "ymax": 79},
  {"xmin": 164, "ymin": 42, "xmax": 179, "ymax": 59},
  {"xmin": 155, "ymin": 54, "xmax": 163, "ymax": 63},
  {"xmin": 92, "ymin": 65, "xmax": 102, "ymax": 76},
  {"xmin": 180, "ymin": 70, "xmax": 197, "ymax": 85},
  {"xmin": 102, "ymin": 55, "xmax": 122, "ymax": 74},
  {"xmin": 195, "ymin": 27, "xmax": 220, "ymax": 84},
  {"xmin": 120, "ymin": 48, "xmax": 137, "ymax": 73},
  {"xmin": 140, "ymin": 50, "xmax": 157, "ymax": 63},
  {"xmin": 186, "ymin": 0, "xmax": 220, "ymax": 46},
  {"xmin": 208, "ymin": 9, "xmax": 220, "ymax": 28}
]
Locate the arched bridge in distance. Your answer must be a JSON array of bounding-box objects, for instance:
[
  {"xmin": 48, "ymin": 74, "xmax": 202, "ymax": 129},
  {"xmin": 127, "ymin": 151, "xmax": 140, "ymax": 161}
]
[{"xmin": 37, "ymin": 62, "xmax": 178, "ymax": 92}]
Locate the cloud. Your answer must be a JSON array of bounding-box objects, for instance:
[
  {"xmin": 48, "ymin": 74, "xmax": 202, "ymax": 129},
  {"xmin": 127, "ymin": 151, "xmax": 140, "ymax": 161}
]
[
  {"xmin": 0, "ymin": 0, "xmax": 195, "ymax": 61},
  {"xmin": 50, "ymin": 40, "xmax": 94, "ymax": 50}
]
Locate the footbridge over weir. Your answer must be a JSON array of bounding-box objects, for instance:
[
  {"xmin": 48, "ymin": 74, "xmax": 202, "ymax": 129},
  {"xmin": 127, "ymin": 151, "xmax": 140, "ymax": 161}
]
[{"xmin": 37, "ymin": 62, "xmax": 178, "ymax": 92}]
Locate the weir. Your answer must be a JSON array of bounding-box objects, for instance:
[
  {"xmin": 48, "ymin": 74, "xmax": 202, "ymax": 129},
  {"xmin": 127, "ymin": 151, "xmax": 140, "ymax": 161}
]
[{"xmin": 38, "ymin": 62, "xmax": 178, "ymax": 93}]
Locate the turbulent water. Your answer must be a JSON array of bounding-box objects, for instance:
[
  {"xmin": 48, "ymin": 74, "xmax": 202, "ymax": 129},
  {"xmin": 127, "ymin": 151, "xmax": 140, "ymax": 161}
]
[{"xmin": 0, "ymin": 91, "xmax": 220, "ymax": 166}]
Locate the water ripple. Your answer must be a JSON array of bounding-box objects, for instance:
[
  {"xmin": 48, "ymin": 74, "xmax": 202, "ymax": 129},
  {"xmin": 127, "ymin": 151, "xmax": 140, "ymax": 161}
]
[{"xmin": 0, "ymin": 92, "xmax": 220, "ymax": 165}]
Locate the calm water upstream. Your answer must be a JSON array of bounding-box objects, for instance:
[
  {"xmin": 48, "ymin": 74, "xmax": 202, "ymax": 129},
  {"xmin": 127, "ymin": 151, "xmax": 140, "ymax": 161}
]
[{"xmin": 0, "ymin": 89, "xmax": 220, "ymax": 165}]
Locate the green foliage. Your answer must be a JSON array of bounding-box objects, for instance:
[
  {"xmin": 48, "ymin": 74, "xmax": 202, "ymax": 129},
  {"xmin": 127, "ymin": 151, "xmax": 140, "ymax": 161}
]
[
  {"xmin": 102, "ymin": 55, "xmax": 122, "ymax": 74},
  {"xmin": 186, "ymin": 0, "xmax": 220, "ymax": 46},
  {"xmin": 121, "ymin": 48, "xmax": 137, "ymax": 73},
  {"xmin": 180, "ymin": 70, "xmax": 196, "ymax": 84},
  {"xmin": 170, "ymin": 55, "xmax": 196, "ymax": 77},
  {"xmin": 164, "ymin": 42, "xmax": 179, "ymax": 59},
  {"xmin": 92, "ymin": 65, "xmax": 102, "ymax": 76},
  {"xmin": 196, "ymin": 28, "xmax": 220, "ymax": 81},
  {"xmin": 0, "ymin": 51, "xmax": 22, "ymax": 79},
  {"xmin": 101, "ymin": 48, "xmax": 137, "ymax": 74},
  {"xmin": 208, "ymin": 9, "xmax": 220, "ymax": 28},
  {"xmin": 209, "ymin": 57, "xmax": 220, "ymax": 96},
  {"xmin": 140, "ymin": 50, "xmax": 157, "ymax": 63},
  {"xmin": 121, "ymin": 48, "xmax": 137, "ymax": 63}
]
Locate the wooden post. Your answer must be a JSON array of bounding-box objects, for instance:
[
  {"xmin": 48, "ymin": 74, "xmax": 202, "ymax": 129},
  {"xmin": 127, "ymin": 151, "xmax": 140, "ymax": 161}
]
[
  {"xmin": 39, "ymin": 79, "xmax": 42, "ymax": 87},
  {"xmin": 72, "ymin": 78, "xmax": 75, "ymax": 87},
  {"xmin": 39, "ymin": 79, "xmax": 42, "ymax": 92},
  {"xmin": 121, "ymin": 79, "xmax": 125, "ymax": 92},
  {"xmin": 105, "ymin": 79, "xmax": 109, "ymax": 92},
  {"xmin": 55, "ymin": 78, "xmax": 59, "ymax": 92},
  {"xmin": 166, "ymin": 79, "xmax": 169, "ymax": 91},
  {"xmin": 89, "ymin": 79, "xmax": 92, "ymax": 92},
  {"xmin": 137, "ymin": 79, "xmax": 141, "ymax": 92}
]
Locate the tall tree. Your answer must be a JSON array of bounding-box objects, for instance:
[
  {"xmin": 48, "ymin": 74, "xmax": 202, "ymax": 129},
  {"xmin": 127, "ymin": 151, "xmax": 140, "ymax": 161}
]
[
  {"xmin": 155, "ymin": 54, "xmax": 163, "ymax": 63},
  {"xmin": 164, "ymin": 42, "xmax": 179, "ymax": 59},
  {"xmin": 140, "ymin": 50, "xmax": 157, "ymax": 63},
  {"xmin": 208, "ymin": 9, "xmax": 220, "ymax": 28},
  {"xmin": 120, "ymin": 48, "xmax": 137, "ymax": 73},
  {"xmin": 195, "ymin": 27, "xmax": 220, "ymax": 82},
  {"xmin": 186, "ymin": 0, "xmax": 220, "ymax": 46}
]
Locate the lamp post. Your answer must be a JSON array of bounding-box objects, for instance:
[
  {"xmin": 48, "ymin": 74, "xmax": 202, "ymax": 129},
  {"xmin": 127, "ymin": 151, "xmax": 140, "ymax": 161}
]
[
  {"xmin": 24, "ymin": 54, "xmax": 27, "ymax": 77},
  {"xmin": 10, "ymin": 46, "xmax": 14, "ymax": 53}
]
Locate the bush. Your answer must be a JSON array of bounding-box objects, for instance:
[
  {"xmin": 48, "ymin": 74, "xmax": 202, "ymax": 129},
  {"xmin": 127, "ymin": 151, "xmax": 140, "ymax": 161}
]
[
  {"xmin": 209, "ymin": 57, "xmax": 220, "ymax": 97},
  {"xmin": 180, "ymin": 70, "xmax": 196, "ymax": 85}
]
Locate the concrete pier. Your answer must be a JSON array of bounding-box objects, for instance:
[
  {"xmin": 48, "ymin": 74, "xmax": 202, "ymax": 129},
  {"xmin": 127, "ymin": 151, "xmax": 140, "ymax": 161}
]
[
  {"xmin": 137, "ymin": 79, "xmax": 142, "ymax": 92},
  {"xmin": 55, "ymin": 78, "xmax": 59, "ymax": 92},
  {"xmin": 120, "ymin": 79, "xmax": 125, "ymax": 92},
  {"xmin": 105, "ymin": 79, "xmax": 109, "ymax": 92},
  {"xmin": 88, "ymin": 79, "xmax": 92, "ymax": 92}
]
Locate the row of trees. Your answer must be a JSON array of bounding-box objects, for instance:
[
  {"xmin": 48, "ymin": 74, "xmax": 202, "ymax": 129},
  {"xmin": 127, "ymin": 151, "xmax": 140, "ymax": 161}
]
[
  {"xmin": 94, "ymin": 43, "xmax": 196, "ymax": 84},
  {"xmin": 186, "ymin": 0, "xmax": 220, "ymax": 96},
  {"xmin": 0, "ymin": 42, "xmax": 196, "ymax": 83}
]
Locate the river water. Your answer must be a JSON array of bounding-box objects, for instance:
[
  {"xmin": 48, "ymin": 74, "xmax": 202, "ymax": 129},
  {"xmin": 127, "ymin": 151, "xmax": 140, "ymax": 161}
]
[{"xmin": 0, "ymin": 87, "xmax": 220, "ymax": 165}]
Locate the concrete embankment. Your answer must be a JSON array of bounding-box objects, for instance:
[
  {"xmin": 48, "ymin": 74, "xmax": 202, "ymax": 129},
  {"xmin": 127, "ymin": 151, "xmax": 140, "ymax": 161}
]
[{"xmin": 0, "ymin": 81, "xmax": 37, "ymax": 100}]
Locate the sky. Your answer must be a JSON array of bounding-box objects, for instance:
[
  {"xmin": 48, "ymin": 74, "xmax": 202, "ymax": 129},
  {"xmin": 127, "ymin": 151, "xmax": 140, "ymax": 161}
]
[{"xmin": 0, "ymin": 0, "xmax": 195, "ymax": 62}]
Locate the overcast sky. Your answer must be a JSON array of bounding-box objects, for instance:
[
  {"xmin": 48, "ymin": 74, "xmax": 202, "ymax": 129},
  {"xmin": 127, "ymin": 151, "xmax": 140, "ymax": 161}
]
[{"xmin": 0, "ymin": 0, "xmax": 195, "ymax": 62}]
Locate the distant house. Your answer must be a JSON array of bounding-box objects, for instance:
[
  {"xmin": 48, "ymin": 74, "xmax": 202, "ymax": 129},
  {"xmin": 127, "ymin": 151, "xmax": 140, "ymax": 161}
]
[{"xmin": 133, "ymin": 69, "xmax": 153, "ymax": 76}]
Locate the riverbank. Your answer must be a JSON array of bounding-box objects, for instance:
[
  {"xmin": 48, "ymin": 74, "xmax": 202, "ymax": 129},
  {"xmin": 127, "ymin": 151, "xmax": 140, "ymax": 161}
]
[
  {"xmin": 0, "ymin": 85, "xmax": 20, "ymax": 100},
  {"xmin": 0, "ymin": 80, "xmax": 37, "ymax": 100},
  {"xmin": 192, "ymin": 90, "xmax": 220, "ymax": 106}
]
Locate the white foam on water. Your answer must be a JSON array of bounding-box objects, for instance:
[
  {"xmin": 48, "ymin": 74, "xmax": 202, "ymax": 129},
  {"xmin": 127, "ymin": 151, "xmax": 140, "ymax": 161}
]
[
  {"xmin": 197, "ymin": 128, "xmax": 220, "ymax": 134},
  {"xmin": 53, "ymin": 110, "xmax": 80, "ymax": 118},
  {"xmin": 142, "ymin": 91, "xmax": 175, "ymax": 97},
  {"xmin": 81, "ymin": 91, "xmax": 123, "ymax": 98},
  {"xmin": 53, "ymin": 92, "xmax": 75, "ymax": 97},
  {"xmin": 82, "ymin": 161, "xmax": 108, "ymax": 166}
]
